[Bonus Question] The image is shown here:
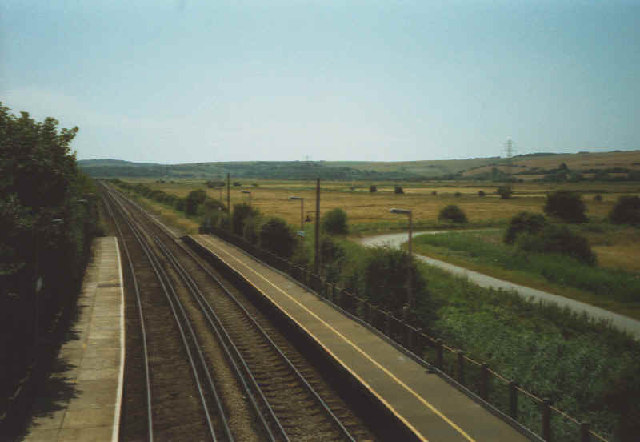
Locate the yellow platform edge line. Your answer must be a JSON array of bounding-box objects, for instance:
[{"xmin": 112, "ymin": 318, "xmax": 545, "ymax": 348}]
[{"xmin": 197, "ymin": 235, "xmax": 476, "ymax": 442}]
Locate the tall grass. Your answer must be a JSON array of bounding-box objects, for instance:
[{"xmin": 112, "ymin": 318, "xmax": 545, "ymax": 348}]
[{"xmin": 413, "ymin": 231, "xmax": 640, "ymax": 303}]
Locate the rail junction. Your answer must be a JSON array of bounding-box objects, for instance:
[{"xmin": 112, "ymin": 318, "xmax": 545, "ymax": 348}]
[{"xmin": 100, "ymin": 183, "xmax": 532, "ymax": 441}]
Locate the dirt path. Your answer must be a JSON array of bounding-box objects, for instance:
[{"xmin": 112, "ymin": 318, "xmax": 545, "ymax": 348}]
[{"xmin": 359, "ymin": 231, "xmax": 640, "ymax": 340}]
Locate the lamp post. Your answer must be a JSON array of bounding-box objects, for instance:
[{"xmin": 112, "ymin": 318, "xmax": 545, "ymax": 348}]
[
  {"xmin": 241, "ymin": 190, "xmax": 252, "ymax": 206},
  {"xmin": 389, "ymin": 208, "xmax": 413, "ymax": 313},
  {"xmin": 288, "ymin": 196, "xmax": 304, "ymax": 232}
]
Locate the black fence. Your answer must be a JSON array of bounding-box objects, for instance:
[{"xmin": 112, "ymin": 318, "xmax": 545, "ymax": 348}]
[{"xmin": 198, "ymin": 226, "xmax": 609, "ymax": 442}]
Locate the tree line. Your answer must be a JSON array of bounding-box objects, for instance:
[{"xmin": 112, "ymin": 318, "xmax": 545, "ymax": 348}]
[{"xmin": 0, "ymin": 103, "xmax": 100, "ymax": 430}]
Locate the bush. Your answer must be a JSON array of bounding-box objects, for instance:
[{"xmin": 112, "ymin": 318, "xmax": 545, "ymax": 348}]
[
  {"xmin": 594, "ymin": 194, "xmax": 603, "ymax": 202},
  {"xmin": 358, "ymin": 247, "xmax": 433, "ymax": 321},
  {"xmin": 544, "ymin": 191, "xmax": 587, "ymax": 223},
  {"xmin": 321, "ymin": 208, "xmax": 348, "ymax": 235},
  {"xmin": 497, "ymin": 185, "xmax": 513, "ymax": 199},
  {"xmin": 394, "ymin": 186, "xmax": 404, "ymax": 194},
  {"xmin": 185, "ymin": 189, "xmax": 207, "ymax": 216},
  {"xmin": 517, "ymin": 225, "xmax": 596, "ymax": 265},
  {"xmin": 232, "ymin": 203, "xmax": 258, "ymax": 236},
  {"xmin": 205, "ymin": 180, "xmax": 225, "ymax": 188},
  {"xmin": 174, "ymin": 198, "xmax": 186, "ymax": 212},
  {"xmin": 454, "ymin": 192, "xmax": 462, "ymax": 197},
  {"xmin": 478, "ymin": 190, "xmax": 486, "ymax": 197},
  {"xmin": 438, "ymin": 205, "xmax": 467, "ymax": 223},
  {"xmin": 609, "ymin": 196, "xmax": 640, "ymax": 225},
  {"xmin": 259, "ymin": 217, "xmax": 297, "ymax": 258},
  {"xmin": 504, "ymin": 212, "xmax": 546, "ymax": 244},
  {"xmin": 369, "ymin": 185, "xmax": 377, "ymax": 193},
  {"xmin": 431, "ymin": 191, "xmax": 437, "ymax": 196}
]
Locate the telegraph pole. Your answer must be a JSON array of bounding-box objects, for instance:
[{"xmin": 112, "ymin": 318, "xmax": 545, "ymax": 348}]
[
  {"xmin": 226, "ymin": 173, "xmax": 231, "ymax": 217},
  {"xmin": 314, "ymin": 178, "xmax": 321, "ymax": 274}
]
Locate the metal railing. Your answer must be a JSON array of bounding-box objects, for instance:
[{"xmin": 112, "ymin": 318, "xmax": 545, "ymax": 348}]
[{"xmin": 198, "ymin": 226, "xmax": 610, "ymax": 442}]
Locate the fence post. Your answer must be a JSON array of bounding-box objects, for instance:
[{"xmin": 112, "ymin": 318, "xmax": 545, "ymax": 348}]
[
  {"xmin": 541, "ymin": 398, "xmax": 551, "ymax": 441},
  {"xmin": 456, "ymin": 351, "xmax": 465, "ymax": 384},
  {"xmin": 480, "ymin": 363, "xmax": 489, "ymax": 400},
  {"xmin": 436, "ymin": 339, "xmax": 443, "ymax": 370},
  {"xmin": 406, "ymin": 325, "xmax": 414, "ymax": 350},
  {"xmin": 509, "ymin": 381, "xmax": 518, "ymax": 420},
  {"xmin": 580, "ymin": 422, "xmax": 590, "ymax": 442},
  {"xmin": 385, "ymin": 312, "xmax": 392, "ymax": 337}
]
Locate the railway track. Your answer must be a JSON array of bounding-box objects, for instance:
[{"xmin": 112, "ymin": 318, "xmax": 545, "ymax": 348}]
[{"xmin": 101, "ymin": 183, "xmax": 376, "ymax": 441}]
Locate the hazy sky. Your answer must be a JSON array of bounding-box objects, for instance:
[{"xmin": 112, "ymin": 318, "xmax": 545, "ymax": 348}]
[{"xmin": 2, "ymin": 0, "xmax": 638, "ymax": 163}]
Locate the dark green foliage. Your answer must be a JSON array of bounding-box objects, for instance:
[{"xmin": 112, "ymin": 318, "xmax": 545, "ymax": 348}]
[
  {"xmin": 321, "ymin": 208, "xmax": 348, "ymax": 235},
  {"xmin": 369, "ymin": 185, "xmax": 377, "ymax": 192},
  {"xmin": 517, "ymin": 225, "xmax": 596, "ymax": 265},
  {"xmin": 478, "ymin": 190, "xmax": 486, "ymax": 197},
  {"xmin": 319, "ymin": 237, "xmax": 346, "ymax": 282},
  {"xmin": 185, "ymin": 190, "xmax": 206, "ymax": 216},
  {"xmin": 438, "ymin": 205, "xmax": 467, "ymax": 223},
  {"xmin": 594, "ymin": 194, "xmax": 603, "ymax": 202},
  {"xmin": 0, "ymin": 103, "xmax": 98, "ymax": 409},
  {"xmin": 233, "ymin": 182, "xmax": 242, "ymax": 187},
  {"xmin": 232, "ymin": 203, "xmax": 259, "ymax": 236},
  {"xmin": 174, "ymin": 198, "xmax": 186, "ymax": 212},
  {"xmin": 259, "ymin": 217, "xmax": 297, "ymax": 258},
  {"xmin": 609, "ymin": 196, "xmax": 640, "ymax": 225},
  {"xmin": 394, "ymin": 186, "xmax": 404, "ymax": 194},
  {"xmin": 544, "ymin": 191, "xmax": 587, "ymax": 223},
  {"xmin": 504, "ymin": 212, "xmax": 546, "ymax": 244},
  {"xmin": 431, "ymin": 191, "xmax": 437, "ymax": 196},
  {"xmin": 454, "ymin": 192, "xmax": 462, "ymax": 197},
  {"xmin": 347, "ymin": 247, "xmax": 433, "ymax": 322},
  {"xmin": 205, "ymin": 180, "xmax": 225, "ymax": 188},
  {"xmin": 496, "ymin": 185, "xmax": 513, "ymax": 199}
]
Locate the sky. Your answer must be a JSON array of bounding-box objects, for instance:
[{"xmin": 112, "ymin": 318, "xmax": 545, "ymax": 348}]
[{"xmin": 1, "ymin": 0, "xmax": 639, "ymax": 164}]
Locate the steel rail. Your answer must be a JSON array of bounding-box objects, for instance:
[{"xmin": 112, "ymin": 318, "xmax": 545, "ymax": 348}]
[
  {"xmin": 153, "ymin": 236, "xmax": 285, "ymax": 442},
  {"xmin": 99, "ymin": 190, "xmax": 154, "ymax": 441},
  {"xmin": 109, "ymin": 184, "xmax": 356, "ymax": 441},
  {"xmin": 102, "ymin": 186, "xmax": 229, "ymax": 441},
  {"xmin": 157, "ymin": 236, "xmax": 356, "ymax": 442}
]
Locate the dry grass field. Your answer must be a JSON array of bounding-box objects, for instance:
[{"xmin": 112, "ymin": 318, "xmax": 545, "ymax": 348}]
[
  {"xmin": 126, "ymin": 178, "xmax": 640, "ymax": 272},
  {"xmin": 464, "ymin": 150, "xmax": 640, "ymax": 178}
]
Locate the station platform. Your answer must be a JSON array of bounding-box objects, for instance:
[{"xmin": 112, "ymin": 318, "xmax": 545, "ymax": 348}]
[
  {"xmin": 189, "ymin": 234, "xmax": 530, "ymax": 442},
  {"xmin": 22, "ymin": 237, "xmax": 124, "ymax": 442}
]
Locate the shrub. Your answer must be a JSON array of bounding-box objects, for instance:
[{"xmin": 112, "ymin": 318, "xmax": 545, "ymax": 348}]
[
  {"xmin": 497, "ymin": 185, "xmax": 513, "ymax": 199},
  {"xmin": 185, "ymin": 189, "xmax": 207, "ymax": 216},
  {"xmin": 504, "ymin": 212, "xmax": 546, "ymax": 244},
  {"xmin": 358, "ymin": 247, "xmax": 433, "ymax": 322},
  {"xmin": 431, "ymin": 191, "xmax": 437, "ymax": 196},
  {"xmin": 478, "ymin": 190, "xmax": 486, "ymax": 197},
  {"xmin": 205, "ymin": 180, "xmax": 225, "ymax": 188},
  {"xmin": 394, "ymin": 186, "xmax": 404, "ymax": 194},
  {"xmin": 609, "ymin": 196, "xmax": 640, "ymax": 225},
  {"xmin": 594, "ymin": 194, "xmax": 603, "ymax": 202},
  {"xmin": 174, "ymin": 198, "xmax": 186, "ymax": 212},
  {"xmin": 438, "ymin": 205, "xmax": 468, "ymax": 223},
  {"xmin": 322, "ymin": 208, "xmax": 348, "ymax": 235},
  {"xmin": 232, "ymin": 203, "xmax": 259, "ymax": 236},
  {"xmin": 454, "ymin": 192, "xmax": 462, "ymax": 197},
  {"xmin": 544, "ymin": 191, "xmax": 587, "ymax": 223},
  {"xmin": 259, "ymin": 217, "xmax": 297, "ymax": 258},
  {"xmin": 233, "ymin": 182, "xmax": 242, "ymax": 187},
  {"xmin": 517, "ymin": 225, "xmax": 596, "ymax": 265},
  {"xmin": 369, "ymin": 185, "xmax": 377, "ymax": 193}
]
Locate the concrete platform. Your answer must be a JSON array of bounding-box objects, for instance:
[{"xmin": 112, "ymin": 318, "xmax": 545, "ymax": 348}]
[
  {"xmin": 190, "ymin": 235, "xmax": 530, "ymax": 442},
  {"xmin": 22, "ymin": 237, "xmax": 125, "ymax": 442}
]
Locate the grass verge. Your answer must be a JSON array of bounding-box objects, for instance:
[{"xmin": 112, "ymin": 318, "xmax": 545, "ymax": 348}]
[{"xmin": 410, "ymin": 230, "xmax": 640, "ymax": 321}]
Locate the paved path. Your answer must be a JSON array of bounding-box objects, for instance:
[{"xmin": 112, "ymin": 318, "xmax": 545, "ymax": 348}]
[
  {"xmin": 360, "ymin": 232, "xmax": 640, "ymax": 340},
  {"xmin": 190, "ymin": 234, "xmax": 530, "ymax": 442},
  {"xmin": 22, "ymin": 237, "xmax": 125, "ymax": 441}
]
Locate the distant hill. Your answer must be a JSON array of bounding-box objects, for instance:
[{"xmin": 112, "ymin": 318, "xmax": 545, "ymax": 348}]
[
  {"xmin": 79, "ymin": 150, "xmax": 640, "ymax": 181},
  {"xmin": 78, "ymin": 157, "xmax": 499, "ymax": 180}
]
